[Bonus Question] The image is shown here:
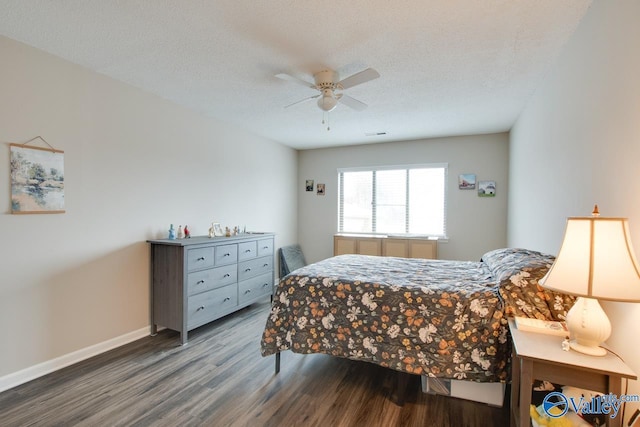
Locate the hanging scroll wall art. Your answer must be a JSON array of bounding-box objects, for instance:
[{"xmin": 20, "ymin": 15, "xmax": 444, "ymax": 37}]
[{"xmin": 10, "ymin": 136, "xmax": 65, "ymax": 214}]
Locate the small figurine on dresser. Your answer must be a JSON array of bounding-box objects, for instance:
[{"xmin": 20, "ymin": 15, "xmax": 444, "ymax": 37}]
[
  {"xmin": 184, "ymin": 225, "xmax": 190, "ymax": 238},
  {"xmin": 208, "ymin": 223, "xmax": 215, "ymax": 238},
  {"xmin": 168, "ymin": 224, "xmax": 176, "ymax": 240},
  {"xmin": 177, "ymin": 225, "xmax": 184, "ymax": 239},
  {"xmin": 225, "ymin": 226, "xmax": 231, "ymax": 237},
  {"xmin": 233, "ymin": 226, "xmax": 239, "ymax": 236}
]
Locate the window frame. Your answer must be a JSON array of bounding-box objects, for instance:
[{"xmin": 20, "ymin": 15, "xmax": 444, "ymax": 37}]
[{"xmin": 337, "ymin": 163, "xmax": 448, "ymax": 238}]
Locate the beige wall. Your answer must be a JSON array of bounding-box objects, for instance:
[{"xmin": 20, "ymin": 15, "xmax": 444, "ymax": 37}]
[
  {"xmin": 298, "ymin": 133, "xmax": 509, "ymax": 263},
  {"xmin": 0, "ymin": 36, "xmax": 297, "ymax": 386},
  {"xmin": 509, "ymin": 0, "xmax": 640, "ymax": 422}
]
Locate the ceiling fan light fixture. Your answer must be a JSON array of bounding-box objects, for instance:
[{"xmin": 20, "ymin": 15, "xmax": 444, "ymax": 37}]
[{"xmin": 317, "ymin": 94, "xmax": 337, "ymax": 112}]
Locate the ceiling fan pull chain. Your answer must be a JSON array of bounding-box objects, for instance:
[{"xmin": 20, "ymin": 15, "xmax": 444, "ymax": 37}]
[{"xmin": 321, "ymin": 111, "xmax": 330, "ymax": 130}]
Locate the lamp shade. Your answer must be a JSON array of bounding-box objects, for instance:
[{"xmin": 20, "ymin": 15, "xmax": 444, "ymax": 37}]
[{"xmin": 539, "ymin": 214, "xmax": 640, "ymax": 302}]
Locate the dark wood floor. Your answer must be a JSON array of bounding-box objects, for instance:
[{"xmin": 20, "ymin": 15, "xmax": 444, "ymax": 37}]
[{"xmin": 0, "ymin": 301, "xmax": 510, "ymax": 426}]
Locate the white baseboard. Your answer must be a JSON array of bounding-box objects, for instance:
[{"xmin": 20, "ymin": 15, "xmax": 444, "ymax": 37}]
[{"xmin": 0, "ymin": 327, "xmax": 149, "ymax": 394}]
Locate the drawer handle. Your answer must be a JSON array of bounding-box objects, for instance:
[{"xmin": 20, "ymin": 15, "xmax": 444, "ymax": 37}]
[
  {"xmin": 223, "ymin": 297, "xmax": 231, "ymax": 302},
  {"xmin": 262, "ymin": 283, "xmax": 269, "ymax": 288},
  {"xmin": 244, "ymin": 268, "xmax": 251, "ymax": 272},
  {"xmin": 262, "ymin": 246, "xmax": 269, "ymax": 249},
  {"xmin": 245, "ymin": 249, "xmax": 252, "ymax": 253},
  {"xmin": 263, "ymin": 263, "xmax": 269, "ymax": 267},
  {"xmin": 223, "ymin": 273, "xmax": 230, "ymax": 278},
  {"xmin": 244, "ymin": 289, "xmax": 251, "ymax": 294},
  {"xmin": 197, "ymin": 280, "xmax": 205, "ymax": 285},
  {"xmin": 223, "ymin": 253, "xmax": 231, "ymax": 257},
  {"xmin": 197, "ymin": 305, "xmax": 205, "ymax": 311},
  {"xmin": 197, "ymin": 257, "xmax": 205, "ymax": 261}
]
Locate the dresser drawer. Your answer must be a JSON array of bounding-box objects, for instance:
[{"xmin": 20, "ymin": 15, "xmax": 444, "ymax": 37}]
[
  {"xmin": 238, "ymin": 255, "xmax": 273, "ymax": 281},
  {"xmin": 215, "ymin": 244, "xmax": 237, "ymax": 265},
  {"xmin": 238, "ymin": 241, "xmax": 257, "ymax": 261},
  {"xmin": 187, "ymin": 247, "xmax": 215, "ymax": 271},
  {"xmin": 238, "ymin": 273, "xmax": 273, "ymax": 305},
  {"xmin": 257, "ymin": 238, "xmax": 274, "ymax": 257},
  {"xmin": 187, "ymin": 264, "xmax": 237, "ymax": 296},
  {"xmin": 187, "ymin": 284, "xmax": 238, "ymax": 329}
]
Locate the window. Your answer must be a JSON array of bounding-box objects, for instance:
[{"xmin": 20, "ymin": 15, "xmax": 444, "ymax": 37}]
[{"xmin": 338, "ymin": 164, "xmax": 447, "ymax": 237}]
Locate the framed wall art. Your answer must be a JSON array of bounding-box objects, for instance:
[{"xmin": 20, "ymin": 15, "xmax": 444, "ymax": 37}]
[
  {"xmin": 478, "ymin": 181, "xmax": 496, "ymax": 197},
  {"xmin": 10, "ymin": 137, "xmax": 65, "ymax": 214},
  {"xmin": 305, "ymin": 179, "xmax": 314, "ymax": 191},
  {"xmin": 458, "ymin": 174, "xmax": 476, "ymax": 190}
]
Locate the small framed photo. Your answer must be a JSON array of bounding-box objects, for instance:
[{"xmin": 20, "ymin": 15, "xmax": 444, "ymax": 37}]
[
  {"xmin": 478, "ymin": 181, "xmax": 496, "ymax": 197},
  {"xmin": 213, "ymin": 223, "xmax": 224, "ymax": 236},
  {"xmin": 458, "ymin": 174, "xmax": 476, "ymax": 190},
  {"xmin": 305, "ymin": 179, "xmax": 314, "ymax": 191},
  {"xmin": 317, "ymin": 183, "xmax": 325, "ymax": 195}
]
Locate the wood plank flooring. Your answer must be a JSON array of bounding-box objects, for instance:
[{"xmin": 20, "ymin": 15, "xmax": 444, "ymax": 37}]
[{"xmin": 0, "ymin": 301, "xmax": 510, "ymax": 426}]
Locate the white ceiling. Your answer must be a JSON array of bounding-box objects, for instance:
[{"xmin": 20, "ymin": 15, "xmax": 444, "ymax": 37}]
[{"xmin": 0, "ymin": 1, "xmax": 592, "ymax": 150}]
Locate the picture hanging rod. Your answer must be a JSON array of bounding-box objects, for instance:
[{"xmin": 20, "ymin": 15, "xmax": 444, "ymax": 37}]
[{"xmin": 14, "ymin": 135, "xmax": 63, "ymax": 153}]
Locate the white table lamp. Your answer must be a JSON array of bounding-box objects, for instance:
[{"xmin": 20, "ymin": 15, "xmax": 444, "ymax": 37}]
[{"xmin": 539, "ymin": 205, "xmax": 640, "ymax": 356}]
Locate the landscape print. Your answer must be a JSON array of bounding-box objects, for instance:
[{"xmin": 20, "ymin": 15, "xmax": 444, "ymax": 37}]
[
  {"xmin": 10, "ymin": 145, "xmax": 65, "ymax": 213},
  {"xmin": 458, "ymin": 174, "xmax": 476, "ymax": 189},
  {"xmin": 478, "ymin": 180, "xmax": 496, "ymax": 197}
]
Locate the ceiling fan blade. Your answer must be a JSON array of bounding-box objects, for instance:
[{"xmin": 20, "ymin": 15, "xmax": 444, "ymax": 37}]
[
  {"xmin": 337, "ymin": 94, "xmax": 368, "ymax": 111},
  {"xmin": 275, "ymin": 73, "xmax": 316, "ymax": 89},
  {"xmin": 337, "ymin": 68, "xmax": 380, "ymax": 90},
  {"xmin": 284, "ymin": 94, "xmax": 320, "ymax": 108}
]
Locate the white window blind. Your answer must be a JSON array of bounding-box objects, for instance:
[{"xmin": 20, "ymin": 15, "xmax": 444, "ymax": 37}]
[{"xmin": 338, "ymin": 164, "xmax": 447, "ymax": 237}]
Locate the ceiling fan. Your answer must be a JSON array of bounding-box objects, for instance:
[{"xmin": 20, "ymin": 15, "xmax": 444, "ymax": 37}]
[{"xmin": 275, "ymin": 67, "xmax": 380, "ymax": 113}]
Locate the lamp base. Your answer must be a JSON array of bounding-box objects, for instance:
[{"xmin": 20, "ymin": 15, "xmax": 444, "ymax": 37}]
[
  {"xmin": 566, "ymin": 297, "xmax": 611, "ymax": 357},
  {"xmin": 569, "ymin": 340, "xmax": 607, "ymax": 356}
]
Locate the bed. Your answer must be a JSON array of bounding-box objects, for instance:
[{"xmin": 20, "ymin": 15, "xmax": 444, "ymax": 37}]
[{"xmin": 260, "ymin": 247, "xmax": 575, "ymax": 384}]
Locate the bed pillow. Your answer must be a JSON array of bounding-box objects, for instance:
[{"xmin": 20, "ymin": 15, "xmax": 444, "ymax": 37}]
[{"xmin": 481, "ymin": 247, "xmax": 575, "ymax": 321}]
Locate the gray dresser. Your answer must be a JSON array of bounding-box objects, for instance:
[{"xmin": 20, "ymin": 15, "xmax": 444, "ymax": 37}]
[{"xmin": 148, "ymin": 233, "xmax": 275, "ymax": 344}]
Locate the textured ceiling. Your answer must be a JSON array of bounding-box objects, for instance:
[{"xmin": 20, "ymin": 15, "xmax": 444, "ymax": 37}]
[{"xmin": 0, "ymin": 1, "xmax": 592, "ymax": 149}]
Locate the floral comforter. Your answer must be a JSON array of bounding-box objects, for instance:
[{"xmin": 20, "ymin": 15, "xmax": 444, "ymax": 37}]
[{"xmin": 260, "ymin": 248, "xmax": 574, "ymax": 382}]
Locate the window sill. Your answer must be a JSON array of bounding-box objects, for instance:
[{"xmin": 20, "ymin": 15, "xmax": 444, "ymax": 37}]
[{"xmin": 336, "ymin": 232, "xmax": 448, "ymax": 242}]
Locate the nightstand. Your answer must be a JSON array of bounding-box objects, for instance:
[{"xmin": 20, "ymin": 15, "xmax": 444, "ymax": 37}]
[{"xmin": 508, "ymin": 318, "xmax": 637, "ymax": 427}]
